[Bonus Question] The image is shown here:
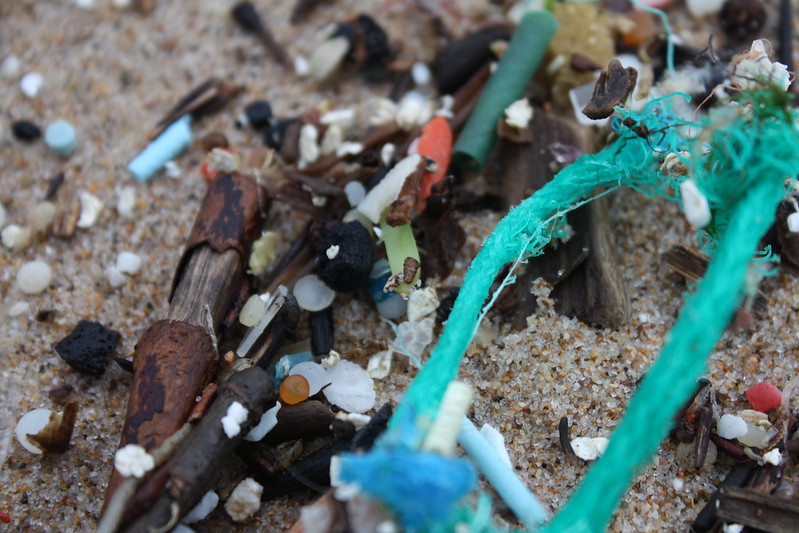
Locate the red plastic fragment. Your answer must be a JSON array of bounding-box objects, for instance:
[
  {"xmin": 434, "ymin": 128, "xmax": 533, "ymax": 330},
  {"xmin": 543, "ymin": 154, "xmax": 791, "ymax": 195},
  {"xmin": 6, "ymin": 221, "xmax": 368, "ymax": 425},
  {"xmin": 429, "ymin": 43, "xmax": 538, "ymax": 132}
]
[
  {"xmin": 746, "ymin": 382, "xmax": 782, "ymax": 412},
  {"xmin": 416, "ymin": 116, "xmax": 452, "ymax": 207},
  {"xmin": 0, "ymin": 512, "xmax": 10, "ymax": 524}
]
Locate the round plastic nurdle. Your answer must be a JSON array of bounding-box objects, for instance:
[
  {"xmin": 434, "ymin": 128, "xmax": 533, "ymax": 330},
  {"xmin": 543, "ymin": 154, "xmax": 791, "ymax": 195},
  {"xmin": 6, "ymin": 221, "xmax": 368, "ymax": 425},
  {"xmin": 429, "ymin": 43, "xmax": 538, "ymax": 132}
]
[
  {"xmin": 45, "ymin": 120, "xmax": 78, "ymax": 156},
  {"xmin": 746, "ymin": 382, "xmax": 782, "ymax": 412},
  {"xmin": 279, "ymin": 374, "xmax": 310, "ymax": 405},
  {"xmin": 293, "ymin": 274, "xmax": 336, "ymax": 312}
]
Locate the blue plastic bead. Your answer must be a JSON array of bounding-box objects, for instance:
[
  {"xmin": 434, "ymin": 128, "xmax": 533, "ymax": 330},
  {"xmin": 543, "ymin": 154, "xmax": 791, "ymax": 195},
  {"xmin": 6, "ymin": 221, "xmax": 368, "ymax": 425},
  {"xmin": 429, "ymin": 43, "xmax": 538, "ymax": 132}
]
[
  {"xmin": 44, "ymin": 119, "xmax": 78, "ymax": 156},
  {"xmin": 274, "ymin": 351, "xmax": 313, "ymax": 382},
  {"xmin": 127, "ymin": 114, "xmax": 193, "ymax": 181}
]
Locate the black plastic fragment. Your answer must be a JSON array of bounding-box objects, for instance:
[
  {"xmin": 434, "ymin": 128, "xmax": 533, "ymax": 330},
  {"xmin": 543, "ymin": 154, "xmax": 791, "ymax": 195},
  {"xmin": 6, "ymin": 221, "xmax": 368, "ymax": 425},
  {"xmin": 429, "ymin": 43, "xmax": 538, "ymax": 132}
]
[
  {"xmin": 244, "ymin": 100, "xmax": 273, "ymax": 130},
  {"xmin": 351, "ymin": 14, "xmax": 390, "ymax": 83},
  {"xmin": 309, "ymin": 307, "xmax": 334, "ymax": 357},
  {"xmin": 316, "ymin": 221, "xmax": 374, "ymax": 292},
  {"xmin": 54, "ymin": 320, "xmax": 121, "ymax": 375},
  {"xmin": 12, "ymin": 120, "xmax": 42, "ymax": 142},
  {"xmin": 432, "ymin": 27, "xmax": 511, "ymax": 95}
]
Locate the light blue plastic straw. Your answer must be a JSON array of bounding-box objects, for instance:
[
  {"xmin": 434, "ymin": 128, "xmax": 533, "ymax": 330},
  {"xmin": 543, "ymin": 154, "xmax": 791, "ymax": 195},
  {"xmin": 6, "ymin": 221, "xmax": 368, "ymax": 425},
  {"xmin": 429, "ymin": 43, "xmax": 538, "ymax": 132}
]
[
  {"xmin": 128, "ymin": 114, "xmax": 193, "ymax": 181},
  {"xmin": 459, "ymin": 417, "xmax": 548, "ymax": 530}
]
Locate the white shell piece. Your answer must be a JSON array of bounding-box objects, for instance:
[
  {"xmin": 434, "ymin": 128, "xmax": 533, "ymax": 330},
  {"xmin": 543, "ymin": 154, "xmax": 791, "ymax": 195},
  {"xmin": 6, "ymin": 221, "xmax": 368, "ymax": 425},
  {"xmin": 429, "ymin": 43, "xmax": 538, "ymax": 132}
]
[
  {"xmin": 406, "ymin": 287, "xmax": 439, "ymax": 322},
  {"xmin": 15, "ymin": 408, "xmax": 53, "ymax": 454},
  {"xmin": 77, "ymin": 191, "xmax": 103, "ymax": 228},
  {"xmin": 571, "ymin": 437, "xmax": 609, "ymax": 461},
  {"xmin": 289, "ymin": 362, "xmax": 330, "ymax": 395},
  {"xmin": 323, "ymin": 360, "xmax": 375, "ymax": 413},
  {"xmin": 356, "ymin": 154, "xmax": 422, "ymax": 223},
  {"xmin": 117, "ymin": 186, "xmax": 136, "ymax": 219},
  {"xmin": 244, "ymin": 402, "xmax": 281, "ymax": 442},
  {"xmin": 225, "ymin": 478, "xmax": 263, "ymax": 522},
  {"xmin": 182, "ymin": 491, "xmax": 219, "ymax": 524},
  {"xmin": 679, "ymin": 179, "xmax": 711, "ymax": 229},
  {"xmin": 293, "ymin": 274, "xmax": 336, "ymax": 312},
  {"xmin": 367, "ymin": 349, "xmax": 393, "ymax": 379}
]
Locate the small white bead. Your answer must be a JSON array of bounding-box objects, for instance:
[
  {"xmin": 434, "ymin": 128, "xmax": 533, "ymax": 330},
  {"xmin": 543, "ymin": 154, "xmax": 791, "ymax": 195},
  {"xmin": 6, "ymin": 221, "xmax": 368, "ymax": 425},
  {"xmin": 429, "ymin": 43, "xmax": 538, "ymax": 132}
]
[
  {"xmin": 116, "ymin": 251, "xmax": 142, "ymax": 275},
  {"xmin": 20, "ymin": 72, "xmax": 44, "ymax": 98},
  {"xmin": 2, "ymin": 224, "xmax": 32, "ymax": 252},
  {"xmin": 411, "ymin": 62, "xmax": 432, "ymax": 87},
  {"xmin": 293, "ymin": 274, "xmax": 336, "ymax": 311},
  {"xmin": 106, "ymin": 266, "xmax": 128, "ymax": 288},
  {"xmin": 8, "ymin": 301, "xmax": 31, "ymax": 317},
  {"xmin": 17, "ymin": 260, "xmax": 52, "ymax": 294}
]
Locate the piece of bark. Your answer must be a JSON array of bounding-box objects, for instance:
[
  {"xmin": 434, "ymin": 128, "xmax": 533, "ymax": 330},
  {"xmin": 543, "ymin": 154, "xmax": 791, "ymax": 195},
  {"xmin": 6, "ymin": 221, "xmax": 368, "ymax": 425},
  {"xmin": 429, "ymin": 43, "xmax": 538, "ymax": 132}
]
[
  {"xmin": 262, "ymin": 401, "xmax": 334, "ymax": 445},
  {"xmin": 28, "ymin": 401, "xmax": 79, "ymax": 453},
  {"xmin": 51, "ymin": 195, "xmax": 80, "ymax": 239},
  {"xmin": 122, "ymin": 366, "xmax": 277, "ymax": 533},
  {"xmin": 692, "ymin": 462, "xmax": 755, "ymax": 532},
  {"xmin": 716, "ymin": 485, "xmax": 799, "ymax": 533},
  {"xmin": 153, "ymin": 78, "xmax": 243, "ymax": 140},
  {"xmin": 104, "ymin": 173, "xmax": 268, "ymax": 515}
]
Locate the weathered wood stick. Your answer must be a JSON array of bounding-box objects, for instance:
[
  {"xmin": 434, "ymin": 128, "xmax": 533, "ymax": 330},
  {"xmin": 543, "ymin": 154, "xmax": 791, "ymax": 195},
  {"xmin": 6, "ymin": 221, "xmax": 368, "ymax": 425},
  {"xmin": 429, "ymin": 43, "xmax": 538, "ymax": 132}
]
[
  {"xmin": 122, "ymin": 365, "xmax": 277, "ymax": 533},
  {"xmin": 716, "ymin": 484, "xmax": 799, "ymax": 533},
  {"xmin": 103, "ymin": 172, "xmax": 267, "ymax": 517}
]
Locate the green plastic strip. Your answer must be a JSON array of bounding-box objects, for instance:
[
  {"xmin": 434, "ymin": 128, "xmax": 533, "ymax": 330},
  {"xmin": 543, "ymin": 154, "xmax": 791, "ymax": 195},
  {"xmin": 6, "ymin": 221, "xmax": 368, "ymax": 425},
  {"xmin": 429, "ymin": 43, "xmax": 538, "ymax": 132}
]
[{"xmin": 451, "ymin": 10, "xmax": 558, "ymax": 173}]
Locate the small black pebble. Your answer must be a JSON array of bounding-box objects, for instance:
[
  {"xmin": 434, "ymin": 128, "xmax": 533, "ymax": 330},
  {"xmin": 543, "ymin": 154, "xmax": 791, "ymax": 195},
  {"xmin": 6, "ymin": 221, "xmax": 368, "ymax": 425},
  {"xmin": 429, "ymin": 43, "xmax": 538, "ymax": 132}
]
[
  {"xmin": 54, "ymin": 320, "xmax": 121, "ymax": 375},
  {"xmin": 12, "ymin": 120, "xmax": 42, "ymax": 142},
  {"xmin": 316, "ymin": 222, "xmax": 374, "ymax": 292},
  {"xmin": 244, "ymin": 100, "xmax": 273, "ymax": 130}
]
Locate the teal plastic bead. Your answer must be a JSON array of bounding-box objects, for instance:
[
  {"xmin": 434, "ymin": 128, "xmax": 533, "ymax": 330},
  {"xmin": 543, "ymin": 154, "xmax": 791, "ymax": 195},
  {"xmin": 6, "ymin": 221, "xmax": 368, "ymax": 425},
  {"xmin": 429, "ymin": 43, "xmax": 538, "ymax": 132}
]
[{"xmin": 45, "ymin": 120, "xmax": 78, "ymax": 156}]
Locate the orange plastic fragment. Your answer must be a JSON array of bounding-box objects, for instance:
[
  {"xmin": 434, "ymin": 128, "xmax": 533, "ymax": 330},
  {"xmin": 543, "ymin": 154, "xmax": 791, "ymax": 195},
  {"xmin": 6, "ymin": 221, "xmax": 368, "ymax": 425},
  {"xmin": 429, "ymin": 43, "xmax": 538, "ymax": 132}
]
[
  {"xmin": 279, "ymin": 374, "xmax": 311, "ymax": 405},
  {"xmin": 416, "ymin": 116, "xmax": 452, "ymax": 206}
]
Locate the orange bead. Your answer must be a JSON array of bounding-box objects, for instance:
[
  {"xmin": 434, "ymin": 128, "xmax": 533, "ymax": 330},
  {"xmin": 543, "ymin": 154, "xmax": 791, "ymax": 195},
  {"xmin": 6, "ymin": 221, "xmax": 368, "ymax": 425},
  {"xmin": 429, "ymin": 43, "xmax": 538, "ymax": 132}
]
[{"xmin": 279, "ymin": 374, "xmax": 310, "ymax": 405}]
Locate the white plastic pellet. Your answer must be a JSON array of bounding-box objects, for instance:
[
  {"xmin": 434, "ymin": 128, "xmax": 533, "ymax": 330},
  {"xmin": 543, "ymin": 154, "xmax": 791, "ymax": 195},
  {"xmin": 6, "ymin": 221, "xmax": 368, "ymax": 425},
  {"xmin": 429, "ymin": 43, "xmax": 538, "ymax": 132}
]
[
  {"xmin": 344, "ymin": 181, "xmax": 366, "ymax": 207},
  {"xmin": 8, "ymin": 301, "xmax": 31, "ymax": 317},
  {"xmin": 686, "ymin": 0, "xmax": 723, "ymax": 18},
  {"xmin": 320, "ymin": 108, "xmax": 356, "ymax": 131},
  {"xmin": 244, "ymin": 402, "xmax": 281, "ymax": 442},
  {"xmin": 298, "ymin": 124, "xmax": 320, "ymax": 168},
  {"xmin": 1, "ymin": 55, "xmax": 21, "ymax": 78},
  {"xmin": 106, "ymin": 266, "xmax": 127, "ymax": 288},
  {"xmin": 20, "ymin": 72, "xmax": 44, "ymax": 98},
  {"xmin": 411, "ymin": 62, "xmax": 432, "ymax": 87},
  {"xmin": 396, "ymin": 91, "xmax": 434, "ymax": 131},
  {"xmin": 116, "ymin": 251, "xmax": 142, "ymax": 275},
  {"xmin": 2, "ymin": 224, "xmax": 32, "ymax": 252},
  {"xmin": 29, "ymin": 202, "xmax": 56, "ymax": 234},
  {"xmin": 15, "ymin": 408, "xmax": 53, "ymax": 454},
  {"xmin": 717, "ymin": 413, "xmax": 748, "ymax": 440},
  {"xmin": 17, "ymin": 260, "xmax": 52, "ymax": 294},
  {"xmin": 293, "ymin": 274, "xmax": 336, "ymax": 312},
  {"xmin": 406, "ymin": 287, "xmax": 439, "ymax": 322},
  {"xmin": 294, "ymin": 55, "xmax": 310, "ymax": 77},
  {"xmin": 323, "ymin": 360, "xmax": 376, "ymax": 413},
  {"xmin": 225, "ymin": 478, "xmax": 263, "ymax": 522},
  {"xmin": 289, "ymin": 362, "xmax": 330, "ymax": 395},
  {"xmin": 239, "ymin": 295, "xmax": 267, "ymax": 327},
  {"xmin": 376, "ymin": 294, "xmax": 407, "ymax": 320}
]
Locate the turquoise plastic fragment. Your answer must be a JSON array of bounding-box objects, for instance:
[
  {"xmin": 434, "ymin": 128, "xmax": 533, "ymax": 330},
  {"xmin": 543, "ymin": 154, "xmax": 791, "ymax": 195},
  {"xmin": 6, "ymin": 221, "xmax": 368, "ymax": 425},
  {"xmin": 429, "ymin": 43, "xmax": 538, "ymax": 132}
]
[
  {"xmin": 459, "ymin": 417, "xmax": 548, "ymax": 529},
  {"xmin": 274, "ymin": 351, "xmax": 313, "ymax": 382},
  {"xmin": 44, "ymin": 119, "xmax": 78, "ymax": 156},
  {"xmin": 338, "ymin": 448, "xmax": 476, "ymax": 532},
  {"xmin": 127, "ymin": 114, "xmax": 193, "ymax": 181}
]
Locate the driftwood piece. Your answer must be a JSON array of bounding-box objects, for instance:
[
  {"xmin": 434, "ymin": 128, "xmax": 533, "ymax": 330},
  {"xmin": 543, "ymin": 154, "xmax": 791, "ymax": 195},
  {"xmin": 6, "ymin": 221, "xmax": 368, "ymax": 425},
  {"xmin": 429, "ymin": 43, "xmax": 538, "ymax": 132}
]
[
  {"xmin": 488, "ymin": 108, "xmax": 628, "ymax": 328},
  {"xmin": 716, "ymin": 485, "xmax": 799, "ymax": 533},
  {"xmin": 104, "ymin": 173, "xmax": 268, "ymax": 516},
  {"xmin": 122, "ymin": 366, "xmax": 277, "ymax": 533}
]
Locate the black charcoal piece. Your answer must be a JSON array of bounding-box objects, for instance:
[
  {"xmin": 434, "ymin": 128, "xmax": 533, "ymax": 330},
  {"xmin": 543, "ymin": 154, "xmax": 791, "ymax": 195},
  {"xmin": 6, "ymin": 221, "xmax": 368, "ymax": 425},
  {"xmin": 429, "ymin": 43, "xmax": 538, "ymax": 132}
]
[
  {"xmin": 12, "ymin": 120, "xmax": 42, "ymax": 142},
  {"xmin": 316, "ymin": 222, "xmax": 374, "ymax": 292},
  {"xmin": 54, "ymin": 320, "xmax": 120, "ymax": 375},
  {"xmin": 244, "ymin": 100, "xmax": 273, "ymax": 130}
]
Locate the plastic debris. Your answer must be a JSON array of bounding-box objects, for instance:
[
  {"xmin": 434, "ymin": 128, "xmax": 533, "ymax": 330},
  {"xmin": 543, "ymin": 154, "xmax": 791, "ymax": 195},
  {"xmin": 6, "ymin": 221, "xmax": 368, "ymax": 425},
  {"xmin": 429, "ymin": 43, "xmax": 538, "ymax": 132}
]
[
  {"xmin": 7, "ymin": 301, "xmax": 31, "ymax": 317},
  {"xmin": 55, "ymin": 320, "xmax": 121, "ymax": 375},
  {"xmin": 369, "ymin": 260, "xmax": 407, "ymax": 320},
  {"xmin": 16, "ymin": 260, "xmax": 52, "ymax": 294},
  {"xmin": 114, "ymin": 444, "xmax": 155, "ymax": 478},
  {"xmin": 106, "ymin": 266, "xmax": 127, "ymax": 288},
  {"xmin": 722, "ymin": 524, "xmax": 744, "ymax": 533},
  {"xmin": 116, "ymin": 186, "xmax": 136, "ymax": 219},
  {"xmin": 0, "ymin": 202, "xmax": 5, "ymax": 228},
  {"xmin": 570, "ymin": 437, "xmax": 609, "ymax": 461},
  {"xmin": 245, "ymin": 402, "xmax": 281, "ymax": 442},
  {"xmin": 736, "ymin": 409, "xmax": 772, "ymax": 447},
  {"xmin": 44, "ymin": 120, "xmax": 78, "ymax": 156},
  {"xmin": 391, "ymin": 317, "xmax": 435, "ymax": 364},
  {"xmin": 182, "ymin": 491, "xmax": 219, "ymax": 524},
  {"xmin": 243, "ymin": 100, "xmax": 272, "ymax": 130},
  {"xmin": 323, "ymin": 360, "xmax": 375, "ymax": 413},
  {"xmin": 20, "ymin": 72, "xmax": 43, "ymax": 98},
  {"xmin": 239, "ymin": 295, "xmax": 267, "ymax": 327},
  {"xmin": 367, "ymin": 349, "xmax": 393, "ymax": 379},
  {"xmin": 344, "ymin": 181, "xmax": 366, "ymax": 207},
  {"xmin": 221, "ymin": 401, "xmax": 249, "ymax": 438},
  {"xmin": 730, "ymin": 39, "xmax": 791, "ymax": 92},
  {"xmin": 396, "ymin": 91, "xmax": 434, "ymax": 131},
  {"xmin": 746, "ymin": 382, "xmax": 782, "ymax": 412},
  {"xmin": 15, "ymin": 409, "xmax": 54, "ymax": 454},
  {"xmin": 406, "ymin": 287, "xmax": 439, "ymax": 322},
  {"xmin": 2, "ymin": 225, "xmax": 32, "ymax": 252},
  {"xmin": 128, "ymin": 114, "xmax": 193, "ymax": 182},
  {"xmin": 77, "ymin": 191, "xmax": 103, "ymax": 228},
  {"xmin": 686, "ymin": 0, "xmax": 724, "ymax": 18},
  {"xmin": 248, "ymin": 231, "xmax": 279, "ymax": 275},
  {"xmin": 478, "ymin": 424, "xmax": 512, "ymax": 468},
  {"xmin": 308, "ymin": 36, "xmax": 350, "ymax": 82},
  {"xmin": 29, "ymin": 202, "xmax": 56, "ymax": 235},
  {"xmin": 717, "ymin": 413, "xmax": 748, "ymax": 440},
  {"xmin": 422, "ymin": 382, "xmax": 473, "ymax": 456},
  {"xmin": 274, "ymin": 351, "xmax": 313, "ymax": 381},
  {"xmin": 294, "ymin": 274, "xmax": 336, "ymax": 312},
  {"xmin": 116, "ymin": 251, "xmax": 142, "ymax": 275},
  {"xmin": 504, "ymin": 98, "xmax": 533, "ymax": 129},
  {"xmin": 224, "ymin": 478, "xmax": 263, "ymax": 522},
  {"xmin": 289, "ymin": 361, "xmax": 330, "ymax": 395},
  {"xmin": 338, "ymin": 448, "xmax": 475, "ymax": 531},
  {"xmin": 679, "ymin": 179, "xmax": 711, "ymax": 229},
  {"xmin": 1, "ymin": 54, "xmax": 20, "ymax": 78},
  {"xmin": 357, "ymin": 154, "xmax": 422, "ymax": 224},
  {"xmin": 279, "ymin": 375, "xmax": 310, "ymax": 405},
  {"xmin": 298, "ymin": 124, "xmax": 320, "ymax": 168}
]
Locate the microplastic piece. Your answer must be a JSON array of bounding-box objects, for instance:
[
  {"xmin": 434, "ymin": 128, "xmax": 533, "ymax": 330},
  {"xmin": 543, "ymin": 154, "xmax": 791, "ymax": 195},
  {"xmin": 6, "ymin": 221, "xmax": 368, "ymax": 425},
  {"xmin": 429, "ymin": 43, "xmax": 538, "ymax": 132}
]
[
  {"xmin": 274, "ymin": 351, "xmax": 314, "ymax": 381},
  {"xmin": 44, "ymin": 120, "xmax": 78, "ymax": 156},
  {"xmin": 357, "ymin": 154, "xmax": 422, "ymax": 224},
  {"xmin": 421, "ymin": 381, "xmax": 473, "ymax": 456},
  {"xmin": 15, "ymin": 408, "xmax": 52, "ymax": 454},
  {"xmin": 504, "ymin": 98, "xmax": 533, "ymax": 129},
  {"xmin": 680, "ymin": 179, "xmax": 711, "ymax": 229},
  {"xmin": 289, "ymin": 361, "xmax": 330, "ymax": 395},
  {"xmin": 367, "ymin": 349, "xmax": 393, "ymax": 379},
  {"xmin": 478, "ymin": 424, "xmax": 512, "ymax": 468},
  {"xmin": 317, "ymin": 222, "xmax": 374, "ymax": 292},
  {"xmin": 116, "ymin": 251, "xmax": 142, "ymax": 275},
  {"xmin": 279, "ymin": 374, "xmax": 310, "ymax": 405},
  {"xmin": 787, "ymin": 212, "xmax": 799, "ymax": 233},
  {"xmin": 762, "ymin": 448, "xmax": 782, "ymax": 466},
  {"xmin": 128, "ymin": 114, "xmax": 193, "ymax": 182},
  {"xmin": 183, "ymin": 491, "xmax": 219, "ymax": 524},
  {"xmin": 746, "ymin": 382, "xmax": 782, "ymax": 412},
  {"xmin": 245, "ymin": 402, "xmax": 281, "ymax": 442},
  {"xmin": 17, "ymin": 260, "xmax": 52, "ymax": 294},
  {"xmin": 224, "ymin": 477, "xmax": 263, "ymax": 522},
  {"xmin": 323, "ymin": 360, "xmax": 375, "ymax": 413},
  {"xmin": 406, "ymin": 287, "xmax": 439, "ymax": 322},
  {"xmin": 77, "ymin": 191, "xmax": 103, "ymax": 228},
  {"xmin": 20, "ymin": 71, "xmax": 44, "ymax": 98},
  {"xmin": 293, "ymin": 274, "xmax": 336, "ymax": 311},
  {"xmin": 717, "ymin": 413, "xmax": 748, "ymax": 440},
  {"xmin": 239, "ymin": 295, "xmax": 267, "ymax": 327},
  {"xmin": 570, "ymin": 437, "xmax": 609, "ymax": 461},
  {"xmin": 344, "ymin": 181, "xmax": 367, "ymax": 207},
  {"xmin": 221, "ymin": 401, "xmax": 249, "ymax": 438},
  {"xmin": 114, "ymin": 444, "xmax": 155, "ymax": 478}
]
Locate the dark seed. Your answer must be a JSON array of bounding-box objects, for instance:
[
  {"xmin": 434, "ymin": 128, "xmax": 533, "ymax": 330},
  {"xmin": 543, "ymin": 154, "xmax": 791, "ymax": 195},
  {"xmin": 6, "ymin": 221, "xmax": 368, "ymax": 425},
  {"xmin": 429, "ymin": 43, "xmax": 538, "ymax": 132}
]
[
  {"xmin": 244, "ymin": 100, "xmax": 273, "ymax": 130},
  {"xmin": 12, "ymin": 120, "xmax": 42, "ymax": 142},
  {"xmin": 54, "ymin": 320, "xmax": 121, "ymax": 375},
  {"xmin": 316, "ymin": 222, "xmax": 375, "ymax": 292}
]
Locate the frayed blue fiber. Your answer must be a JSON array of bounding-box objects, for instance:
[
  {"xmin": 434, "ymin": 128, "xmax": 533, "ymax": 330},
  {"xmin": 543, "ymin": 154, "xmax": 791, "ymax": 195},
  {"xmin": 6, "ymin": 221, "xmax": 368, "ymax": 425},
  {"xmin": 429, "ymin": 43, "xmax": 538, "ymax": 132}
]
[
  {"xmin": 127, "ymin": 114, "xmax": 193, "ymax": 181},
  {"xmin": 339, "ymin": 448, "xmax": 476, "ymax": 532},
  {"xmin": 459, "ymin": 417, "xmax": 548, "ymax": 530}
]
